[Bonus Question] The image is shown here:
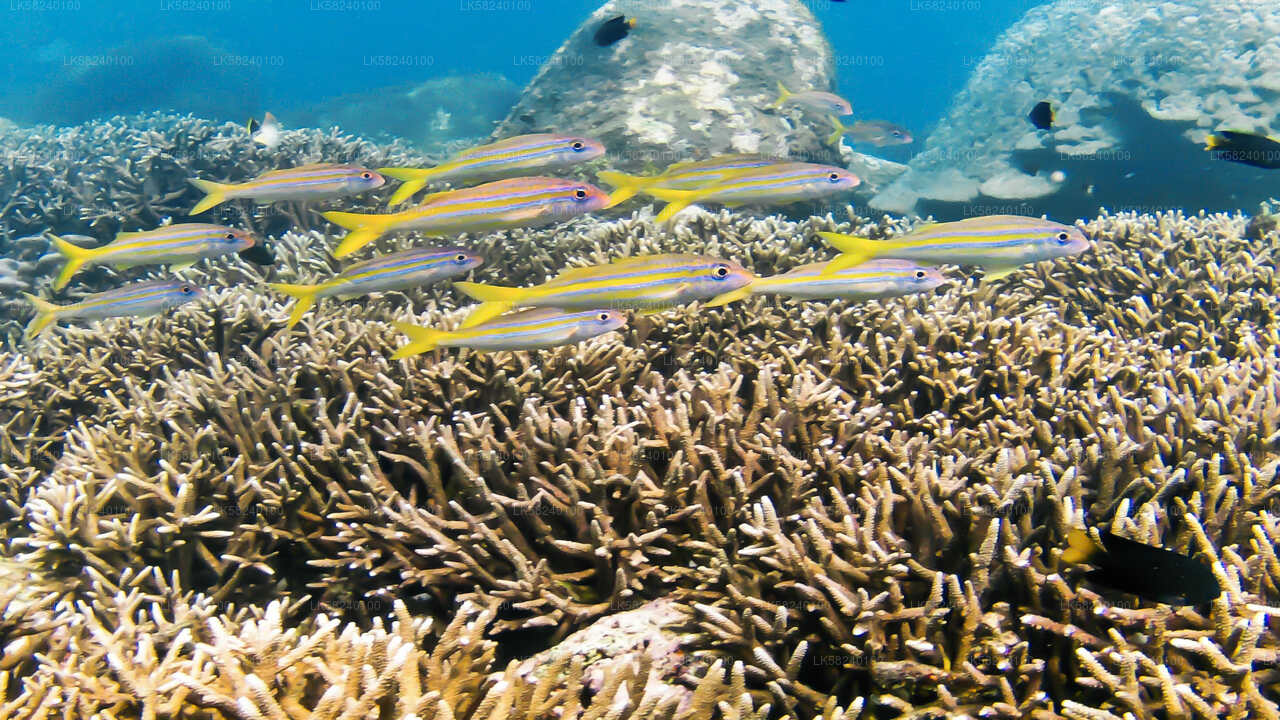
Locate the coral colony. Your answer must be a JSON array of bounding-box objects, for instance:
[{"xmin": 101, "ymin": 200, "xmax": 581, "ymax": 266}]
[
  {"xmin": 0, "ymin": 112, "xmax": 1277, "ymax": 720},
  {"xmin": 0, "ymin": 0, "xmax": 1278, "ymax": 716}
]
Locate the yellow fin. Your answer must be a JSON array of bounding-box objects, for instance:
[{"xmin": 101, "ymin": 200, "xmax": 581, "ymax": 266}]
[
  {"xmin": 454, "ymin": 281, "xmax": 528, "ymax": 329},
  {"xmin": 268, "ymin": 281, "xmax": 342, "ymax": 329},
  {"xmin": 982, "ymin": 267, "xmax": 1018, "ymax": 281},
  {"xmin": 827, "ymin": 115, "xmax": 847, "ymax": 145},
  {"xmin": 22, "ymin": 293, "xmax": 62, "ymax": 338},
  {"xmin": 769, "ymin": 81, "xmax": 791, "ymax": 109},
  {"xmin": 189, "ymin": 178, "xmax": 233, "ymax": 215},
  {"xmin": 49, "ymin": 233, "xmax": 98, "ymax": 291},
  {"xmin": 1062, "ymin": 528, "xmax": 1101, "ymax": 565},
  {"xmin": 380, "ymin": 167, "xmax": 446, "ymax": 206},
  {"xmin": 816, "ymin": 231, "xmax": 882, "ymax": 274},
  {"xmin": 598, "ymin": 170, "xmax": 658, "ymax": 207},
  {"xmin": 391, "ymin": 322, "xmax": 449, "ymax": 359},
  {"xmin": 703, "ymin": 286, "xmax": 752, "ymax": 308},
  {"xmin": 647, "ymin": 187, "xmax": 700, "ymax": 225},
  {"xmin": 323, "ymin": 211, "xmax": 392, "ymax": 258}
]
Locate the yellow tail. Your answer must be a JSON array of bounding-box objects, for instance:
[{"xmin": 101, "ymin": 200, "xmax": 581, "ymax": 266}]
[
  {"xmin": 379, "ymin": 167, "xmax": 445, "ymax": 206},
  {"xmin": 49, "ymin": 233, "xmax": 98, "ymax": 291},
  {"xmin": 647, "ymin": 187, "xmax": 700, "ymax": 225},
  {"xmin": 1062, "ymin": 528, "xmax": 1101, "ymax": 565},
  {"xmin": 454, "ymin": 281, "xmax": 528, "ymax": 329},
  {"xmin": 391, "ymin": 321, "xmax": 450, "ymax": 359},
  {"xmin": 769, "ymin": 81, "xmax": 791, "ymax": 109},
  {"xmin": 189, "ymin": 178, "xmax": 233, "ymax": 215},
  {"xmin": 322, "ymin": 211, "xmax": 393, "ymax": 258},
  {"xmin": 816, "ymin": 231, "xmax": 882, "ymax": 274},
  {"xmin": 21, "ymin": 293, "xmax": 62, "ymax": 338},
  {"xmin": 827, "ymin": 115, "xmax": 846, "ymax": 145},
  {"xmin": 598, "ymin": 170, "xmax": 659, "ymax": 207},
  {"xmin": 268, "ymin": 281, "xmax": 343, "ymax": 329}
]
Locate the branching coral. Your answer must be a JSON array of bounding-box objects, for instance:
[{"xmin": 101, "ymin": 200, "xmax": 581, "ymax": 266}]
[{"xmin": 0, "ymin": 115, "xmax": 1277, "ymax": 718}]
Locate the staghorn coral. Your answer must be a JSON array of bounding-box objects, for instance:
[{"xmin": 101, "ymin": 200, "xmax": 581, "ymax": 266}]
[{"xmin": 0, "ymin": 115, "xmax": 1278, "ymax": 718}]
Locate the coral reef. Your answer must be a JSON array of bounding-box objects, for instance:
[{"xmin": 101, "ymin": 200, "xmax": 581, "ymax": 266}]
[
  {"xmin": 875, "ymin": 0, "xmax": 1280, "ymax": 219},
  {"xmin": 494, "ymin": 0, "xmax": 896, "ymax": 186},
  {"xmin": 0, "ymin": 181, "xmax": 1278, "ymax": 718}
]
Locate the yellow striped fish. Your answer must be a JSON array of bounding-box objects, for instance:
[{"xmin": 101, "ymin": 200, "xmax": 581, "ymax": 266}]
[
  {"xmin": 749, "ymin": 259, "xmax": 945, "ymax": 300},
  {"xmin": 380, "ymin": 133, "xmax": 606, "ymax": 206},
  {"xmin": 598, "ymin": 154, "xmax": 778, "ymax": 206},
  {"xmin": 268, "ymin": 246, "xmax": 484, "ymax": 328},
  {"xmin": 189, "ymin": 163, "xmax": 386, "ymax": 215},
  {"xmin": 644, "ymin": 162, "xmax": 860, "ymax": 224},
  {"xmin": 818, "ymin": 215, "xmax": 1090, "ymax": 278},
  {"xmin": 454, "ymin": 254, "xmax": 755, "ymax": 329},
  {"xmin": 23, "ymin": 279, "xmax": 204, "ymax": 337},
  {"xmin": 769, "ymin": 82, "xmax": 852, "ymax": 115},
  {"xmin": 322, "ymin": 177, "xmax": 610, "ymax": 258},
  {"xmin": 49, "ymin": 224, "xmax": 256, "ymax": 291},
  {"xmin": 393, "ymin": 307, "xmax": 626, "ymax": 357}
]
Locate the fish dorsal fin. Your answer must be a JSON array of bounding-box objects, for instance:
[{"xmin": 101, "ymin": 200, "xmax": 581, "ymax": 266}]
[{"xmin": 548, "ymin": 255, "xmax": 678, "ymax": 284}]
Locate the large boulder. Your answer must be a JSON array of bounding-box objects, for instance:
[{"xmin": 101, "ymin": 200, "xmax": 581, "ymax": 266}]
[
  {"xmin": 494, "ymin": 0, "xmax": 854, "ymax": 175},
  {"xmin": 874, "ymin": 0, "xmax": 1280, "ymax": 219}
]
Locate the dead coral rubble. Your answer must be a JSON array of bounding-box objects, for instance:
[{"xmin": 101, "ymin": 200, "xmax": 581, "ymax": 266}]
[{"xmin": 0, "ymin": 120, "xmax": 1276, "ymax": 718}]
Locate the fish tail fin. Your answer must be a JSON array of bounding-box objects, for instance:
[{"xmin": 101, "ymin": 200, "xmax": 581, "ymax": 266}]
[
  {"xmin": 379, "ymin": 167, "xmax": 442, "ymax": 205},
  {"xmin": 769, "ymin": 81, "xmax": 791, "ymax": 109},
  {"xmin": 598, "ymin": 170, "xmax": 655, "ymax": 207},
  {"xmin": 453, "ymin": 281, "xmax": 526, "ymax": 328},
  {"xmin": 827, "ymin": 116, "xmax": 846, "ymax": 145},
  {"xmin": 247, "ymin": 116, "xmax": 259, "ymax": 134},
  {"xmin": 189, "ymin": 178, "xmax": 233, "ymax": 215},
  {"xmin": 49, "ymin": 233, "xmax": 96, "ymax": 291},
  {"xmin": 21, "ymin": 293, "xmax": 60, "ymax": 338},
  {"xmin": 646, "ymin": 187, "xmax": 700, "ymax": 225},
  {"xmin": 322, "ymin": 211, "xmax": 391, "ymax": 258},
  {"xmin": 1062, "ymin": 528, "xmax": 1102, "ymax": 565},
  {"xmin": 268, "ymin": 281, "xmax": 340, "ymax": 329},
  {"xmin": 816, "ymin": 231, "xmax": 882, "ymax": 274},
  {"xmin": 391, "ymin": 321, "xmax": 449, "ymax": 359}
]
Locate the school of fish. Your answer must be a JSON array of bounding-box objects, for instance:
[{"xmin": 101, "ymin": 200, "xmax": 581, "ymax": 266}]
[{"xmin": 25, "ymin": 87, "xmax": 1091, "ymax": 362}]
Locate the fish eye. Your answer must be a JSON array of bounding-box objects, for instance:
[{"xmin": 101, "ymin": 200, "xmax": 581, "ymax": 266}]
[
  {"xmin": 1056, "ymin": 231, "xmax": 1070, "ymax": 243},
  {"xmin": 915, "ymin": 270, "xmax": 927, "ymax": 279},
  {"xmin": 455, "ymin": 253, "xmax": 468, "ymax": 263},
  {"xmin": 598, "ymin": 312, "xmax": 610, "ymax": 321},
  {"xmin": 574, "ymin": 188, "xmax": 588, "ymax": 199},
  {"xmin": 892, "ymin": 131, "xmax": 903, "ymax": 137},
  {"xmin": 713, "ymin": 265, "xmax": 730, "ymax": 278},
  {"xmin": 828, "ymin": 172, "xmax": 840, "ymax": 182},
  {"xmin": 571, "ymin": 141, "xmax": 585, "ymax": 151},
  {"xmin": 361, "ymin": 171, "xmax": 373, "ymax": 180},
  {"xmin": 225, "ymin": 232, "xmax": 237, "ymax": 241},
  {"xmin": 180, "ymin": 285, "xmax": 193, "ymax": 294}
]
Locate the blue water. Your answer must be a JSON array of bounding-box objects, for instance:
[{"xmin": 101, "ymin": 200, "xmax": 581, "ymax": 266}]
[{"xmin": 0, "ymin": 0, "xmax": 1047, "ymax": 146}]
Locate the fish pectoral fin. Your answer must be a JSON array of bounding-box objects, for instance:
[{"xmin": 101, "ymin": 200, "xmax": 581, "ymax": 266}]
[
  {"xmin": 982, "ymin": 267, "xmax": 1019, "ymax": 281},
  {"xmin": 703, "ymin": 287, "xmax": 752, "ymax": 308}
]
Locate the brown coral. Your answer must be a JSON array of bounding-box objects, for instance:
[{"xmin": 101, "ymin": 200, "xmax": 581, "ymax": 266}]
[{"xmin": 0, "ymin": 114, "xmax": 1277, "ymax": 719}]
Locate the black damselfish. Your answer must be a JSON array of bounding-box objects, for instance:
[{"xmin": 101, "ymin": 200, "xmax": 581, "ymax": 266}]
[
  {"xmin": 594, "ymin": 15, "xmax": 636, "ymax": 47},
  {"xmin": 1205, "ymin": 130, "xmax": 1280, "ymax": 169},
  {"xmin": 1063, "ymin": 528, "xmax": 1221, "ymax": 606},
  {"xmin": 1027, "ymin": 101, "xmax": 1054, "ymax": 130}
]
